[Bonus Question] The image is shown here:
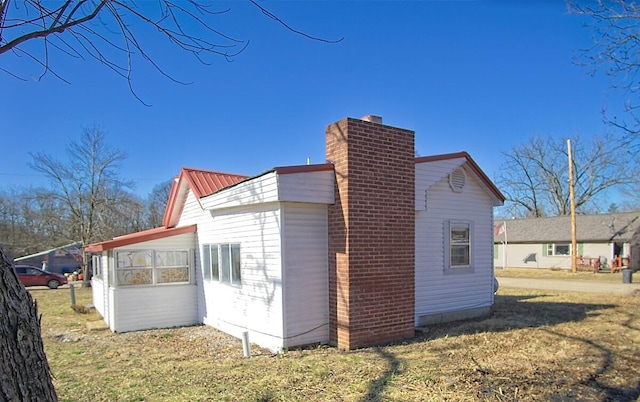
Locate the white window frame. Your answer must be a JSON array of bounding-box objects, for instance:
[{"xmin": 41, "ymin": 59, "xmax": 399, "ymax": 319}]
[
  {"xmin": 547, "ymin": 243, "xmax": 571, "ymax": 256},
  {"xmin": 202, "ymin": 243, "xmax": 241, "ymax": 286},
  {"xmin": 115, "ymin": 249, "xmax": 190, "ymax": 286},
  {"xmin": 444, "ymin": 220, "xmax": 474, "ymax": 274},
  {"xmin": 154, "ymin": 250, "xmax": 191, "ymax": 284},
  {"xmin": 92, "ymin": 255, "xmax": 103, "ymax": 280}
]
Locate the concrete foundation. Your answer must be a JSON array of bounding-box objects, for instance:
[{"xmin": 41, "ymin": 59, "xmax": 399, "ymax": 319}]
[{"xmin": 417, "ymin": 306, "xmax": 491, "ymax": 326}]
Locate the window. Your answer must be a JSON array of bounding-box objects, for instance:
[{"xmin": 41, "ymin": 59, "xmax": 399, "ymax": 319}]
[
  {"xmin": 115, "ymin": 250, "xmax": 190, "ymax": 286},
  {"xmin": 92, "ymin": 255, "xmax": 102, "ymax": 279},
  {"xmin": 203, "ymin": 243, "xmax": 241, "ymax": 285},
  {"xmin": 444, "ymin": 220, "xmax": 473, "ymax": 273},
  {"xmin": 450, "ymin": 222, "xmax": 470, "ymax": 267},
  {"xmin": 117, "ymin": 250, "xmax": 153, "ymax": 286},
  {"xmin": 155, "ymin": 251, "xmax": 190, "ymax": 284},
  {"xmin": 202, "ymin": 245, "xmax": 211, "ymax": 280},
  {"xmin": 546, "ymin": 243, "xmax": 571, "ymax": 256}
]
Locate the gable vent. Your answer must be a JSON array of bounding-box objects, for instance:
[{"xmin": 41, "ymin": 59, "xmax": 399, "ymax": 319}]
[{"xmin": 449, "ymin": 168, "xmax": 466, "ymax": 193}]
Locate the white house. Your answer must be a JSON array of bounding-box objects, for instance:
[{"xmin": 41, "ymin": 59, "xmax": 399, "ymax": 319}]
[
  {"xmin": 87, "ymin": 115, "xmax": 504, "ymax": 352},
  {"xmin": 494, "ymin": 212, "xmax": 640, "ymax": 271}
]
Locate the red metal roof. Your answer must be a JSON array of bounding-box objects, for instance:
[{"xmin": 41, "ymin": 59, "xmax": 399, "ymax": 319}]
[
  {"xmin": 85, "ymin": 225, "xmax": 197, "ymax": 252},
  {"xmin": 181, "ymin": 167, "xmax": 248, "ymax": 199},
  {"xmin": 162, "ymin": 168, "xmax": 248, "ymax": 228}
]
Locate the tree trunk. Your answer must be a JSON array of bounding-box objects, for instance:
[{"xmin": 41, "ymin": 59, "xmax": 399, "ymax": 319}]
[{"xmin": 0, "ymin": 246, "xmax": 58, "ymax": 401}]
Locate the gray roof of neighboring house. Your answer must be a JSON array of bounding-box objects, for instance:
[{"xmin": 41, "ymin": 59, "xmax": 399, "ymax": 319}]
[
  {"xmin": 494, "ymin": 211, "xmax": 640, "ymax": 243},
  {"xmin": 14, "ymin": 242, "xmax": 82, "ymax": 261}
]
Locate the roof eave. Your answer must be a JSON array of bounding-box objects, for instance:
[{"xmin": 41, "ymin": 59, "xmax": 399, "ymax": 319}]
[
  {"xmin": 85, "ymin": 224, "xmax": 197, "ymax": 253},
  {"xmin": 416, "ymin": 151, "xmax": 505, "ymax": 204}
]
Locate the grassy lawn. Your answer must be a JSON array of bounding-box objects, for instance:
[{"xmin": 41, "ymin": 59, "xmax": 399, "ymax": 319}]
[
  {"xmin": 495, "ymin": 266, "xmax": 640, "ymax": 283},
  {"xmin": 31, "ymin": 285, "xmax": 640, "ymax": 401}
]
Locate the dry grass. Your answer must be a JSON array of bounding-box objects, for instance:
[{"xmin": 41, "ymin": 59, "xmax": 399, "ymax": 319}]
[
  {"xmin": 29, "ymin": 285, "xmax": 640, "ymax": 401},
  {"xmin": 495, "ymin": 267, "xmax": 640, "ymax": 283}
]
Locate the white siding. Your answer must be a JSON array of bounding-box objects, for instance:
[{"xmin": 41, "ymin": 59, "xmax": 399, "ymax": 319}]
[
  {"xmin": 199, "ymin": 170, "xmax": 334, "ymax": 212},
  {"xmin": 91, "ymin": 254, "xmax": 107, "ymax": 312},
  {"xmin": 177, "ymin": 189, "xmax": 203, "ymax": 227},
  {"xmin": 197, "ymin": 203, "xmax": 285, "ymax": 352},
  {"xmin": 112, "ymin": 285, "xmax": 197, "ymax": 332},
  {"xmin": 281, "ymin": 202, "xmax": 330, "ymax": 348},
  {"xmin": 415, "ymin": 164, "xmax": 495, "ymax": 322},
  {"xmin": 91, "ymin": 254, "xmax": 112, "ymax": 327},
  {"xmin": 97, "ymin": 232, "xmax": 198, "ymax": 333},
  {"xmin": 200, "ymin": 172, "xmax": 279, "ymax": 210},
  {"xmin": 277, "ymin": 171, "xmax": 334, "ymax": 204},
  {"xmin": 415, "ymin": 158, "xmax": 466, "ymax": 210},
  {"xmin": 91, "ymin": 278, "xmax": 106, "ymax": 316}
]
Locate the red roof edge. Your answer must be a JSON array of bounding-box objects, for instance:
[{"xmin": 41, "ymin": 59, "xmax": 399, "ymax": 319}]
[
  {"xmin": 85, "ymin": 224, "xmax": 197, "ymax": 253},
  {"xmin": 415, "ymin": 151, "xmax": 505, "ymax": 202},
  {"xmin": 162, "ymin": 175, "xmax": 182, "ymax": 228},
  {"xmin": 161, "ymin": 168, "xmax": 248, "ymax": 228}
]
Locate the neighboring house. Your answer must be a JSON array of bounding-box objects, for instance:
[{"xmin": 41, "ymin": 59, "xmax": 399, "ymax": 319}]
[
  {"xmin": 14, "ymin": 242, "xmax": 83, "ymax": 274},
  {"xmin": 493, "ymin": 212, "xmax": 640, "ymax": 271},
  {"xmin": 86, "ymin": 115, "xmax": 505, "ymax": 352}
]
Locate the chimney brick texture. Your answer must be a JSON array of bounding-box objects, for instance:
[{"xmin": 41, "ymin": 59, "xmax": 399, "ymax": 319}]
[{"xmin": 326, "ymin": 117, "xmax": 416, "ymax": 350}]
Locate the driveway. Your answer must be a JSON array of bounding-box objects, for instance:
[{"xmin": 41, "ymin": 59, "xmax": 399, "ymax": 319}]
[{"xmin": 498, "ymin": 277, "xmax": 640, "ymax": 296}]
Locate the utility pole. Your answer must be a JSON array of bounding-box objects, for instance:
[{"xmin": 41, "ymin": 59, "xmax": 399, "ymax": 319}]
[{"xmin": 568, "ymin": 139, "xmax": 577, "ymax": 273}]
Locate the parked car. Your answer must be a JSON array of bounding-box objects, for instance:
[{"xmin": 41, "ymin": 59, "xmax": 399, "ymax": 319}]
[{"xmin": 14, "ymin": 264, "xmax": 67, "ymax": 289}]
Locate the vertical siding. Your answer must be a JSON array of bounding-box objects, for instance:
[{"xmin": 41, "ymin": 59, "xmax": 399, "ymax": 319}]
[
  {"xmin": 197, "ymin": 203, "xmax": 285, "ymax": 352},
  {"xmin": 415, "ymin": 165, "xmax": 495, "ymax": 321},
  {"xmin": 415, "ymin": 158, "xmax": 466, "ymax": 210},
  {"xmin": 281, "ymin": 202, "xmax": 330, "ymax": 348}
]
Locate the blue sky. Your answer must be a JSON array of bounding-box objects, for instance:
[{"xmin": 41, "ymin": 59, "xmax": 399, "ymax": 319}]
[{"xmin": 1, "ymin": 1, "xmax": 626, "ymax": 198}]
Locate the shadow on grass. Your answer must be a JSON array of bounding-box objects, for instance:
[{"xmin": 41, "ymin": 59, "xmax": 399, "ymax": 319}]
[
  {"xmin": 542, "ymin": 327, "xmax": 640, "ymax": 401},
  {"xmin": 361, "ymin": 294, "xmax": 630, "ymax": 402},
  {"xmin": 361, "ymin": 348, "xmax": 401, "ymax": 402},
  {"xmin": 419, "ymin": 294, "xmax": 617, "ymax": 339}
]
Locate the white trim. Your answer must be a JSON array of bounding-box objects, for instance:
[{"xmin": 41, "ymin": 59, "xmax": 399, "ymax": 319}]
[{"xmin": 444, "ymin": 220, "xmax": 474, "ymax": 274}]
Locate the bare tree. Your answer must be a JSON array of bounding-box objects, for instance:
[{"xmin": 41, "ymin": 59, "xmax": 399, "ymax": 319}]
[
  {"xmin": 0, "ymin": 246, "xmax": 57, "ymax": 401},
  {"xmin": 29, "ymin": 125, "xmax": 133, "ymax": 280},
  {"xmin": 146, "ymin": 179, "xmax": 173, "ymax": 228},
  {"xmin": 496, "ymin": 133, "xmax": 633, "ymax": 218},
  {"xmin": 0, "ymin": 0, "xmax": 341, "ymax": 104},
  {"xmin": 93, "ymin": 187, "xmax": 146, "ymax": 238},
  {"xmin": 569, "ymin": 0, "xmax": 640, "ymax": 144}
]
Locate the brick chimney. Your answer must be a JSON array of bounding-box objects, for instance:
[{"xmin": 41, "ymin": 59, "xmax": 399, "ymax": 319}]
[{"xmin": 326, "ymin": 116, "xmax": 416, "ymax": 350}]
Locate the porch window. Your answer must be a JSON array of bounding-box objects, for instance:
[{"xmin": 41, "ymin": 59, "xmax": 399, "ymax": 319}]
[
  {"xmin": 92, "ymin": 255, "xmax": 102, "ymax": 279},
  {"xmin": 203, "ymin": 243, "xmax": 241, "ymax": 285},
  {"xmin": 116, "ymin": 250, "xmax": 190, "ymax": 286},
  {"xmin": 155, "ymin": 251, "xmax": 190, "ymax": 283}
]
